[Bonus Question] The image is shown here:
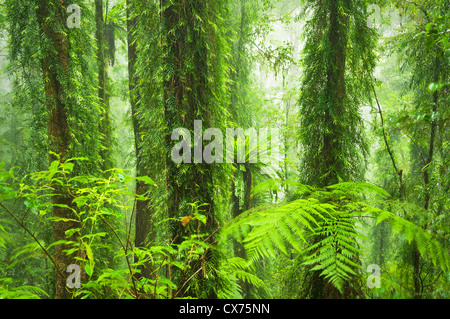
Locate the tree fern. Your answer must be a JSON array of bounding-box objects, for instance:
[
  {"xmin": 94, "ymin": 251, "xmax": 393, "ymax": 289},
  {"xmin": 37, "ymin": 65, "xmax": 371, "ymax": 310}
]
[
  {"xmin": 376, "ymin": 210, "xmax": 450, "ymax": 273},
  {"xmin": 223, "ymin": 181, "xmax": 450, "ymax": 293},
  {"xmin": 301, "ymin": 209, "xmax": 367, "ymax": 292},
  {"xmin": 217, "ymin": 256, "xmax": 266, "ymax": 299},
  {"xmin": 223, "ymin": 196, "xmax": 333, "ymax": 263}
]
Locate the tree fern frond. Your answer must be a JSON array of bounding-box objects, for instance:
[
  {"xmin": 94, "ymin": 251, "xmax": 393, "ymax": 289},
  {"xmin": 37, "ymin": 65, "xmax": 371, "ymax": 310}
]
[
  {"xmin": 223, "ymin": 181, "xmax": 449, "ymax": 295},
  {"xmin": 375, "ymin": 210, "xmax": 450, "ymax": 272}
]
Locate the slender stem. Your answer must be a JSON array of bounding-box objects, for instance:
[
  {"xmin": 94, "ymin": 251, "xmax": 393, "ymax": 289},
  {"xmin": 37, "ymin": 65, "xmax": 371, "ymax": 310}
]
[
  {"xmin": 0, "ymin": 201, "xmax": 66, "ymax": 280},
  {"xmin": 372, "ymin": 84, "xmax": 404, "ymax": 198},
  {"xmin": 173, "ymin": 265, "xmax": 204, "ymax": 298},
  {"xmin": 98, "ymin": 214, "xmax": 139, "ymax": 298},
  {"xmin": 172, "ymin": 224, "xmax": 220, "ymax": 298},
  {"xmin": 126, "ymin": 196, "xmax": 137, "ymax": 254},
  {"xmin": 202, "ymin": 223, "xmax": 220, "ymax": 243}
]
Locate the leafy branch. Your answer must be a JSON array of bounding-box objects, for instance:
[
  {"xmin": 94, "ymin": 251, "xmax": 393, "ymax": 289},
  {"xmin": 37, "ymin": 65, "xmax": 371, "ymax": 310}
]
[{"xmin": 0, "ymin": 201, "xmax": 66, "ymax": 280}]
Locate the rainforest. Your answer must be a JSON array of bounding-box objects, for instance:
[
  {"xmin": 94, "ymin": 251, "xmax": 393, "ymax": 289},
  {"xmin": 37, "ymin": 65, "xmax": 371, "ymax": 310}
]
[{"xmin": 0, "ymin": 0, "xmax": 449, "ymax": 300}]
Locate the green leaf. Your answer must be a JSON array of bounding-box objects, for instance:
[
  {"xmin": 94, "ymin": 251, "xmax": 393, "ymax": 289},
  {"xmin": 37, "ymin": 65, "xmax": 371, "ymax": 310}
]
[
  {"xmin": 85, "ymin": 263, "xmax": 93, "ymax": 277},
  {"xmin": 85, "ymin": 243, "xmax": 94, "ymax": 268},
  {"xmin": 425, "ymin": 22, "xmax": 435, "ymax": 32},
  {"xmin": 49, "ymin": 161, "xmax": 59, "ymax": 172},
  {"xmin": 428, "ymin": 82, "xmax": 443, "ymax": 93},
  {"xmin": 135, "ymin": 176, "xmax": 156, "ymax": 186},
  {"xmin": 194, "ymin": 212, "xmax": 207, "ymax": 225}
]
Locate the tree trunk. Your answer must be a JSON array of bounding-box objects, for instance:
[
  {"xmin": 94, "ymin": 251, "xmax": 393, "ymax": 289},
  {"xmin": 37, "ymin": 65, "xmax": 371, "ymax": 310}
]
[
  {"xmin": 322, "ymin": 0, "xmax": 349, "ymax": 187},
  {"xmin": 307, "ymin": 0, "xmax": 361, "ymax": 299},
  {"xmin": 96, "ymin": 0, "xmax": 113, "ymax": 172},
  {"xmin": 162, "ymin": 0, "xmax": 218, "ymax": 298},
  {"xmin": 413, "ymin": 54, "xmax": 441, "ymax": 299},
  {"xmin": 38, "ymin": 0, "xmax": 80, "ymax": 299},
  {"xmin": 126, "ymin": 0, "xmax": 153, "ymax": 282}
]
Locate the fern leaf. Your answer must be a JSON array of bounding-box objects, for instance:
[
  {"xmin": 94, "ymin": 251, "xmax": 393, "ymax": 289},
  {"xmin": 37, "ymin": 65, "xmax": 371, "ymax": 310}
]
[{"xmin": 375, "ymin": 210, "xmax": 450, "ymax": 272}]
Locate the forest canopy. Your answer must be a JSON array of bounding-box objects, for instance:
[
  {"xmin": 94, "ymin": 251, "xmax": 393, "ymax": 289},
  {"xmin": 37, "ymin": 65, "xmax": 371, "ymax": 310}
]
[{"xmin": 0, "ymin": 0, "xmax": 449, "ymax": 300}]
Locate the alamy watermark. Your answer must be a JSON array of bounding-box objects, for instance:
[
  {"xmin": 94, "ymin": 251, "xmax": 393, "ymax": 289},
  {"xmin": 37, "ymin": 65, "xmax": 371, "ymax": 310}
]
[
  {"xmin": 366, "ymin": 264, "xmax": 381, "ymax": 289},
  {"xmin": 66, "ymin": 264, "xmax": 81, "ymax": 289},
  {"xmin": 67, "ymin": 4, "xmax": 81, "ymax": 29},
  {"xmin": 171, "ymin": 120, "xmax": 280, "ymax": 171},
  {"xmin": 66, "ymin": 4, "xmax": 401, "ymax": 31}
]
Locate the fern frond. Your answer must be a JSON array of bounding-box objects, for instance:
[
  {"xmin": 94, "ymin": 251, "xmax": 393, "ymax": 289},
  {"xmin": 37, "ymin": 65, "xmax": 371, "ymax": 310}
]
[
  {"xmin": 239, "ymin": 198, "xmax": 334, "ymax": 262},
  {"xmin": 217, "ymin": 257, "xmax": 264, "ymax": 298},
  {"xmin": 222, "ymin": 181, "xmax": 390, "ymax": 293},
  {"xmin": 376, "ymin": 211, "xmax": 450, "ymax": 272},
  {"xmin": 300, "ymin": 208, "xmax": 365, "ymax": 293}
]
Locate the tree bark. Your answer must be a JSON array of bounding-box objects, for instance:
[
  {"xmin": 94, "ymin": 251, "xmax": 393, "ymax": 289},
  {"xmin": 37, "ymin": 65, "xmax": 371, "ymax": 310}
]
[
  {"xmin": 309, "ymin": 0, "xmax": 362, "ymax": 299},
  {"xmin": 126, "ymin": 0, "xmax": 153, "ymax": 282},
  {"xmin": 413, "ymin": 53, "xmax": 441, "ymax": 299},
  {"xmin": 162, "ymin": 0, "xmax": 218, "ymax": 298},
  {"xmin": 96, "ymin": 0, "xmax": 113, "ymax": 172},
  {"xmin": 37, "ymin": 0, "xmax": 80, "ymax": 299}
]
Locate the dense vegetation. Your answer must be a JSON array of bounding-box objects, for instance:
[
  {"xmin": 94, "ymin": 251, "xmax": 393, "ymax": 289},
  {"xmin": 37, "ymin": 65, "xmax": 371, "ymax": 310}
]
[{"xmin": 0, "ymin": 0, "xmax": 449, "ymax": 299}]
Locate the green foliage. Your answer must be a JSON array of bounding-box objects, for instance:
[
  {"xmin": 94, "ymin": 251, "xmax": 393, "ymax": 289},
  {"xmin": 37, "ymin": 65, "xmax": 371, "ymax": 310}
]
[
  {"xmin": 297, "ymin": 0, "xmax": 378, "ymax": 187},
  {"xmin": 376, "ymin": 210, "xmax": 450, "ymax": 273},
  {"xmin": 0, "ymin": 278, "xmax": 49, "ymax": 299},
  {"xmin": 217, "ymin": 256, "xmax": 266, "ymax": 299},
  {"xmin": 224, "ymin": 180, "xmax": 450, "ymax": 294},
  {"xmin": 0, "ymin": 159, "xmax": 231, "ymax": 299},
  {"xmin": 0, "ymin": 0, "xmax": 449, "ymax": 300}
]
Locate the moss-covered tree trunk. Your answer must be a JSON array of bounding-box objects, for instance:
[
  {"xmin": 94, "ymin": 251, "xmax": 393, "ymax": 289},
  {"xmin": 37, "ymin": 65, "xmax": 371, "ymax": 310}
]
[
  {"xmin": 96, "ymin": 0, "xmax": 113, "ymax": 172},
  {"xmin": 37, "ymin": 0, "xmax": 80, "ymax": 299},
  {"xmin": 162, "ymin": 0, "xmax": 221, "ymax": 298},
  {"xmin": 310, "ymin": 0, "xmax": 349, "ymax": 299},
  {"xmin": 126, "ymin": 0, "xmax": 153, "ymax": 282},
  {"xmin": 299, "ymin": 0, "xmax": 376, "ymax": 299}
]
